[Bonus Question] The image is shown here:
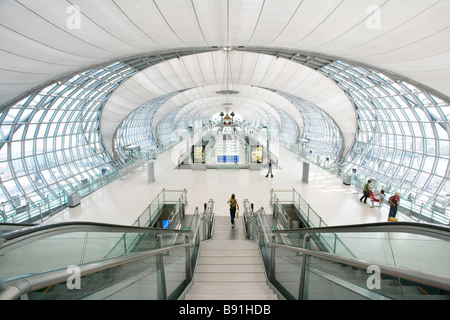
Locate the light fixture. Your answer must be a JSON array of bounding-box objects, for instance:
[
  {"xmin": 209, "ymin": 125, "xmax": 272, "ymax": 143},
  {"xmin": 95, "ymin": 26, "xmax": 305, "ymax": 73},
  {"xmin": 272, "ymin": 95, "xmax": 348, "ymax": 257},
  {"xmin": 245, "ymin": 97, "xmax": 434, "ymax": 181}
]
[
  {"xmin": 216, "ymin": 47, "xmax": 239, "ymax": 96},
  {"xmin": 216, "ymin": 90, "xmax": 239, "ymax": 95}
]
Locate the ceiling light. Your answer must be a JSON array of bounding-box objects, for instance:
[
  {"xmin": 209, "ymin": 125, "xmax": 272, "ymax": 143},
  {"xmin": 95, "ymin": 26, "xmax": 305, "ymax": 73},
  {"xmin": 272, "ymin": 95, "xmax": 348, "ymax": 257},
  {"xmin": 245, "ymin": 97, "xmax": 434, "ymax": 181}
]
[{"xmin": 216, "ymin": 90, "xmax": 239, "ymax": 95}]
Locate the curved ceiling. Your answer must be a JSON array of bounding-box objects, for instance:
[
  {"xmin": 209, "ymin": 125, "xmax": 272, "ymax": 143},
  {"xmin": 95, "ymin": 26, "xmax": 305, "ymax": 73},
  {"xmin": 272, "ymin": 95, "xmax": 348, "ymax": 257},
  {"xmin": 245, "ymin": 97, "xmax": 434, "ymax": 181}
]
[
  {"xmin": 1, "ymin": 0, "xmax": 449, "ymax": 106},
  {"xmin": 101, "ymin": 50, "xmax": 354, "ymax": 155},
  {"xmin": 1, "ymin": 0, "xmax": 449, "ymax": 157}
]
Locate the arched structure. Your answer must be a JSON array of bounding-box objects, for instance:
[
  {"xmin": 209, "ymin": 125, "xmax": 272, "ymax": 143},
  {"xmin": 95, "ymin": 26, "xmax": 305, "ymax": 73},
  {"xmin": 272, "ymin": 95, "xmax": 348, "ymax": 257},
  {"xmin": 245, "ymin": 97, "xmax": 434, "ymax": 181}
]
[{"xmin": 0, "ymin": 1, "xmax": 448, "ymax": 220}]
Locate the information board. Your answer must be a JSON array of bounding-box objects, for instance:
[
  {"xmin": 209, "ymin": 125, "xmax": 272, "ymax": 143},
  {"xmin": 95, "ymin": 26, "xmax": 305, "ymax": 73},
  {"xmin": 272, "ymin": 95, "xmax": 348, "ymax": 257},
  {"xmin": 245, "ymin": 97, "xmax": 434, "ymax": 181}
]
[
  {"xmin": 217, "ymin": 135, "xmax": 239, "ymax": 164},
  {"xmin": 193, "ymin": 145, "xmax": 205, "ymax": 163}
]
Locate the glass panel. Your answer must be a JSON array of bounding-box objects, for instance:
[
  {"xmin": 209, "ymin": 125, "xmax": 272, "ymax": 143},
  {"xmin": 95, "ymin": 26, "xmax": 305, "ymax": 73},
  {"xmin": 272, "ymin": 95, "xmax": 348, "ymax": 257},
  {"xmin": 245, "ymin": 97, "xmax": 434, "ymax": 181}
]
[
  {"xmin": 274, "ymin": 246, "xmax": 302, "ymax": 299},
  {"xmin": 321, "ymin": 61, "xmax": 449, "ymax": 223},
  {"xmin": 0, "ymin": 228, "xmax": 187, "ymax": 282},
  {"xmin": 0, "ymin": 62, "xmax": 138, "ymax": 223}
]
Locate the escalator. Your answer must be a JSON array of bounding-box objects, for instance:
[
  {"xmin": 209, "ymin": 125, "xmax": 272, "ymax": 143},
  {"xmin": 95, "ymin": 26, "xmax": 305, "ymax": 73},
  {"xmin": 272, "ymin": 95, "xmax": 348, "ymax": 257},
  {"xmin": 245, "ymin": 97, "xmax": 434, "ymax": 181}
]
[
  {"xmin": 0, "ymin": 223, "xmax": 34, "ymax": 237},
  {"xmin": 0, "ymin": 204, "xmax": 214, "ymax": 300},
  {"xmin": 2, "ymin": 198, "xmax": 449, "ymax": 300},
  {"xmin": 243, "ymin": 205, "xmax": 450, "ymax": 300}
]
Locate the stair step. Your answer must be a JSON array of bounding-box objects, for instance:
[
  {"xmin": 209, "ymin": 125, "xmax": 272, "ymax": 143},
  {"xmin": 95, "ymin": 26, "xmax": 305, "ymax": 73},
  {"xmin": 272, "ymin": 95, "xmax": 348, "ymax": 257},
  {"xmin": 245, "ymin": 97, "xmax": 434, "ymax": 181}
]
[
  {"xmin": 195, "ymin": 264, "xmax": 265, "ymax": 273},
  {"xmin": 187, "ymin": 283, "xmax": 272, "ymax": 293},
  {"xmin": 184, "ymin": 293, "xmax": 278, "ymax": 300},
  {"xmin": 193, "ymin": 272, "xmax": 267, "ymax": 282},
  {"xmin": 199, "ymin": 248, "xmax": 260, "ymax": 257},
  {"xmin": 184, "ymin": 216, "xmax": 278, "ymax": 300},
  {"xmin": 196, "ymin": 256, "xmax": 262, "ymax": 265}
]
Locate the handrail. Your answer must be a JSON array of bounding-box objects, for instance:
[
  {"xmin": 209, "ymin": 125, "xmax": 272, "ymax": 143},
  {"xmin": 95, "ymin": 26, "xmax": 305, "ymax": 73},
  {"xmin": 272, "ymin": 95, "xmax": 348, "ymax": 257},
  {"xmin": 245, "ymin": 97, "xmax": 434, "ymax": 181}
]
[
  {"xmin": 0, "ymin": 242, "xmax": 193, "ymax": 300},
  {"xmin": 269, "ymin": 189, "xmax": 356, "ymax": 257},
  {"xmin": 0, "ymin": 223, "xmax": 34, "ymax": 234},
  {"xmin": 0, "ymin": 221, "xmax": 190, "ymax": 253},
  {"xmin": 268, "ymin": 242, "xmax": 450, "ymax": 293},
  {"xmin": 244, "ymin": 205, "xmax": 450, "ymax": 299},
  {"xmin": 0, "ymin": 201, "xmax": 216, "ymax": 300},
  {"xmin": 272, "ymin": 221, "xmax": 450, "ymax": 242},
  {"xmin": 0, "ymin": 138, "xmax": 188, "ymax": 226},
  {"xmin": 132, "ymin": 188, "xmax": 187, "ymax": 228},
  {"xmin": 256, "ymin": 209, "xmax": 273, "ymax": 245},
  {"xmin": 274, "ymin": 135, "xmax": 449, "ymax": 225}
]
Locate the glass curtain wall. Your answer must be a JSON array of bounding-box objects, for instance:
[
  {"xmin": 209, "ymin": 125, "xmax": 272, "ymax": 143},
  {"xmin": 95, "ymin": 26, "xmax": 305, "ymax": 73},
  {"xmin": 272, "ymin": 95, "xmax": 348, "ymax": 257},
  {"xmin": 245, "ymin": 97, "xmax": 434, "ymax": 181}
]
[
  {"xmin": 276, "ymin": 91, "xmax": 343, "ymax": 164},
  {"xmin": 114, "ymin": 92, "xmax": 181, "ymax": 158},
  {"xmin": 156, "ymin": 105, "xmax": 188, "ymax": 147},
  {"xmin": 320, "ymin": 61, "xmax": 449, "ymax": 209},
  {"xmin": 270, "ymin": 104, "xmax": 299, "ymax": 146},
  {"xmin": 0, "ymin": 62, "xmax": 137, "ymax": 212},
  {"xmin": 1, "ymin": 51, "xmax": 448, "ymax": 223}
]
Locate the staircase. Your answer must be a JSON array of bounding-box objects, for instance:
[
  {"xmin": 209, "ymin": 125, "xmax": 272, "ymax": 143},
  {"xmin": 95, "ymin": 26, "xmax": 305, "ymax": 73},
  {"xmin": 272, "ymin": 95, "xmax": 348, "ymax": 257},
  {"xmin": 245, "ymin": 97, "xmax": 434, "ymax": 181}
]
[{"xmin": 184, "ymin": 216, "xmax": 278, "ymax": 300}]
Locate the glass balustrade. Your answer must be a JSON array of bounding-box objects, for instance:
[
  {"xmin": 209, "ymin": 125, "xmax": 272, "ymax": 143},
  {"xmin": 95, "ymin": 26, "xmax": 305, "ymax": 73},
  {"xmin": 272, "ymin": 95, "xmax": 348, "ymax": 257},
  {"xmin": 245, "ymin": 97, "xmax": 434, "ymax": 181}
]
[
  {"xmin": 0, "ymin": 198, "xmax": 215, "ymax": 300},
  {"xmin": 0, "ymin": 226, "xmax": 189, "ymax": 282},
  {"xmin": 244, "ymin": 204, "xmax": 450, "ymax": 300}
]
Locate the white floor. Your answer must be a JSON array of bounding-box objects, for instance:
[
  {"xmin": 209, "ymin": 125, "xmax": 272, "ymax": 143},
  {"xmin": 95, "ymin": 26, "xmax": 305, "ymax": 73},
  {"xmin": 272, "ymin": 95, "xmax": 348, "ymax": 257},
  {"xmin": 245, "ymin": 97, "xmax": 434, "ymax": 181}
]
[
  {"xmin": 44, "ymin": 142, "xmax": 415, "ymax": 227},
  {"xmin": 28, "ymin": 143, "xmax": 450, "ymax": 286}
]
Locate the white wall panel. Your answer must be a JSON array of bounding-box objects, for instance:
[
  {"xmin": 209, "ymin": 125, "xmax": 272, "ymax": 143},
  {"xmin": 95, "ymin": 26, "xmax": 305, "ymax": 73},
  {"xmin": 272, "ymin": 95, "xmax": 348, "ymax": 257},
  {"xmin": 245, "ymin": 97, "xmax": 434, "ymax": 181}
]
[{"xmin": 1, "ymin": 0, "xmax": 449, "ymax": 109}]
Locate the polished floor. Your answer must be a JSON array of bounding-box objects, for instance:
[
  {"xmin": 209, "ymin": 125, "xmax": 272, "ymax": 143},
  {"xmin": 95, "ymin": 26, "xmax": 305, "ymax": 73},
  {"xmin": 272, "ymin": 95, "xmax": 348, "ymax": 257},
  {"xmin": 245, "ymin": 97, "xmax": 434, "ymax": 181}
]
[
  {"xmin": 27, "ymin": 143, "xmax": 450, "ymax": 286},
  {"xmin": 44, "ymin": 142, "xmax": 415, "ymax": 227}
]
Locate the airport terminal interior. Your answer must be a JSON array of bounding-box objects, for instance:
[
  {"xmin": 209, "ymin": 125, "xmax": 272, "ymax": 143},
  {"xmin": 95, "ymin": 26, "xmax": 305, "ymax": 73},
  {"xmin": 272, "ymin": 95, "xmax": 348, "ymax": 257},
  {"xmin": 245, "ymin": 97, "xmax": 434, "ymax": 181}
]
[{"xmin": 0, "ymin": 0, "xmax": 449, "ymax": 301}]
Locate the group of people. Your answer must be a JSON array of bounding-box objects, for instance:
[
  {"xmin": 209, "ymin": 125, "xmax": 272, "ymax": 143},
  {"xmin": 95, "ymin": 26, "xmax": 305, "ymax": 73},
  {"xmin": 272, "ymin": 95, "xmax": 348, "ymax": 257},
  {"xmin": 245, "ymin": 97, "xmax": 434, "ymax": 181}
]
[
  {"xmin": 360, "ymin": 179, "xmax": 400, "ymax": 221},
  {"xmin": 360, "ymin": 179, "xmax": 385, "ymax": 208},
  {"xmin": 227, "ymin": 177, "xmax": 402, "ymax": 228}
]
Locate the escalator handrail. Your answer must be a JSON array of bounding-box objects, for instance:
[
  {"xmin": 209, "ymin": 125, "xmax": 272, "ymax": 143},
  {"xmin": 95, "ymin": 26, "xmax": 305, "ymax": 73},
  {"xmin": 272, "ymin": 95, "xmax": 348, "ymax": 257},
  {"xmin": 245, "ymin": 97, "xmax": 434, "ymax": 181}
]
[
  {"xmin": 0, "ymin": 222, "xmax": 35, "ymax": 229},
  {"xmin": 0, "ymin": 221, "xmax": 190, "ymax": 252},
  {"xmin": 271, "ymin": 221, "xmax": 450, "ymax": 241},
  {"xmin": 268, "ymin": 241, "xmax": 450, "ymax": 293},
  {"xmin": 0, "ymin": 242, "xmax": 193, "ymax": 300}
]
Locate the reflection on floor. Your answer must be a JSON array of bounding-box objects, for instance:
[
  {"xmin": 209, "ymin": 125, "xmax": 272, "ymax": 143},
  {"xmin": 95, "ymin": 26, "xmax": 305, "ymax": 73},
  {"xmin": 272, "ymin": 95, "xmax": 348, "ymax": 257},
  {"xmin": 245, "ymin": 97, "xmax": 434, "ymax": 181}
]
[{"xmin": 44, "ymin": 142, "xmax": 415, "ymax": 227}]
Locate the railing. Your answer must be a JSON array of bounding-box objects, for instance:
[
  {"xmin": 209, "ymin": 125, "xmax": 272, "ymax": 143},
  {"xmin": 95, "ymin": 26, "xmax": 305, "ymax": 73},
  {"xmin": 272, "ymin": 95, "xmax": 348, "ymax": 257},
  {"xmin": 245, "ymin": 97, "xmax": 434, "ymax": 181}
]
[
  {"xmin": 270, "ymin": 189, "xmax": 355, "ymax": 257},
  {"xmin": 0, "ymin": 202, "xmax": 215, "ymax": 300},
  {"xmin": 0, "ymin": 222, "xmax": 189, "ymax": 283},
  {"xmin": 276, "ymin": 136, "xmax": 450, "ymax": 226},
  {"xmin": 244, "ymin": 207, "xmax": 450, "ymax": 300},
  {"xmin": 0, "ymin": 242, "xmax": 192, "ymax": 300},
  {"xmin": 270, "ymin": 189, "xmax": 327, "ymax": 228},
  {"xmin": 0, "ymin": 138, "xmax": 186, "ymax": 226},
  {"xmin": 272, "ymin": 223, "xmax": 450, "ymax": 277},
  {"xmin": 200, "ymin": 199, "xmax": 215, "ymax": 240},
  {"xmin": 130, "ymin": 189, "xmax": 187, "ymax": 229},
  {"xmin": 103, "ymin": 189, "xmax": 187, "ymax": 259},
  {"xmin": 349, "ymin": 176, "xmax": 449, "ymax": 225}
]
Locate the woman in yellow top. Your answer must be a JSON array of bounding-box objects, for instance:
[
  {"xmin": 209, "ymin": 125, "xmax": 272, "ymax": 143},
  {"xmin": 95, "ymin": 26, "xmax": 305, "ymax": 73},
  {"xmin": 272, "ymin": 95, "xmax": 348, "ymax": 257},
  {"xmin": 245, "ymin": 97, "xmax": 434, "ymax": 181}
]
[{"xmin": 227, "ymin": 194, "xmax": 240, "ymax": 228}]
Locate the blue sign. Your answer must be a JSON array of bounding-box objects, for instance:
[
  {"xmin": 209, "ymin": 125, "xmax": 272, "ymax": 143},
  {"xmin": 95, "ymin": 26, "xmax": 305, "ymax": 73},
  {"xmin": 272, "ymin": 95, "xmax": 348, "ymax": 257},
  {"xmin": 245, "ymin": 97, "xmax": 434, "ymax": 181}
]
[
  {"xmin": 162, "ymin": 220, "xmax": 170, "ymax": 229},
  {"xmin": 217, "ymin": 155, "xmax": 239, "ymax": 163}
]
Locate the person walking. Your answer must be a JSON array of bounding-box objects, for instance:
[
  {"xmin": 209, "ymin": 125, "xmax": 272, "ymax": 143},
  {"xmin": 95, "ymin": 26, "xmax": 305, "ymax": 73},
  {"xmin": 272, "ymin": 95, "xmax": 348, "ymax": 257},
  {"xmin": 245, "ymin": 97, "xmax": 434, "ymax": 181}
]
[
  {"xmin": 388, "ymin": 192, "xmax": 400, "ymax": 221},
  {"xmin": 265, "ymin": 159, "xmax": 273, "ymax": 178},
  {"xmin": 227, "ymin": 194, "xmax": 240, "ymax": 228},
  {"xmin": 360, "ymin": 179, "xmax": 372, "ymax": 203}
]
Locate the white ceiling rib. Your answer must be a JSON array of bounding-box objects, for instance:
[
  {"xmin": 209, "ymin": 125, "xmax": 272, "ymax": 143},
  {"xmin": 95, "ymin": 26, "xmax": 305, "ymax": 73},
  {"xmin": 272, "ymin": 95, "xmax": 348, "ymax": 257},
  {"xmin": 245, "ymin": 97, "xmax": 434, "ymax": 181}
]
[
  {"xmin": 0, "ymin": 0, "xmax": 448, "ymax": 158},
  {"xmin": 1, "ymin": 0, "xmax": 448, "ymax": 106},
  {"xmin": 100, "ymin": 50, "xmax": 355, "ymax": 156}
]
